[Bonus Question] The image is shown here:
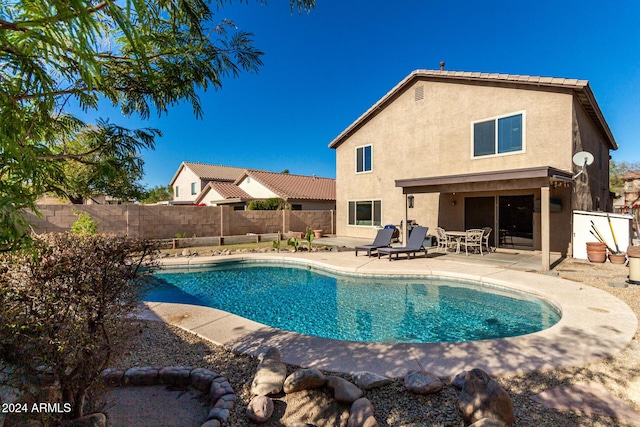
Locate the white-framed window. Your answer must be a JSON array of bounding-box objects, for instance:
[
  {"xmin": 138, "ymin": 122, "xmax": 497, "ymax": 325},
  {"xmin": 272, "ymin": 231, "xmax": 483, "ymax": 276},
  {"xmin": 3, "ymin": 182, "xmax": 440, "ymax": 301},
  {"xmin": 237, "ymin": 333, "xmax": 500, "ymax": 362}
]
[
  {"xmin": 348, "ymin": 200, "xmax": 381, "ymax": 226},
  {"xmin": 356, "ymin": 145, "xmax": 372, "ymax": 173},
  {"xmin": 472, "ymin": 111, "xmax": 525, "ymax": 158},
  {"xmin": 175, "ymin": 186, "xmax": 179, "ymax": 197},
  {"xmin": 191, "ymin": 182, "xmax": 197, "ymax": 195}
]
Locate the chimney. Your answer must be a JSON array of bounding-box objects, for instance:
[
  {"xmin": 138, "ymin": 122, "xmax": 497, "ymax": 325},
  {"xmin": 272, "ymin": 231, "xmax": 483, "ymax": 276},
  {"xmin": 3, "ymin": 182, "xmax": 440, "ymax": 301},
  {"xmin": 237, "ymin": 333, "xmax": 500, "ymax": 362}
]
[{"xmin": 440, "ymin": 61, "xmax": 445, "ymax": 71}]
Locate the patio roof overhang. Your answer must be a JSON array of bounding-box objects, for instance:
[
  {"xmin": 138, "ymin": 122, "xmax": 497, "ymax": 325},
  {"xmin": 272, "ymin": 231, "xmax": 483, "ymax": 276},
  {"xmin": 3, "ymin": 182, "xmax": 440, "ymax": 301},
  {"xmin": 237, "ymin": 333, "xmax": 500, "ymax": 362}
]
[
  {"xmin": 395, "ymin": 166, "xmax": 573, "ymax": 194},
  {"xmin": 395, "ymin": 166, "xmax": 572, "ymax": 272}
]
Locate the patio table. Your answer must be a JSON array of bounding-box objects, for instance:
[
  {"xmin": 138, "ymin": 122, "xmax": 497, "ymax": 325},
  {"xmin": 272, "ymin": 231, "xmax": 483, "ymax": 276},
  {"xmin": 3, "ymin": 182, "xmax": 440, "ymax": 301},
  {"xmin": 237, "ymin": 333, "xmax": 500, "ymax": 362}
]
[{"xmin": 444, "ymin": 231, "xmax": 466, "ymax": 253}]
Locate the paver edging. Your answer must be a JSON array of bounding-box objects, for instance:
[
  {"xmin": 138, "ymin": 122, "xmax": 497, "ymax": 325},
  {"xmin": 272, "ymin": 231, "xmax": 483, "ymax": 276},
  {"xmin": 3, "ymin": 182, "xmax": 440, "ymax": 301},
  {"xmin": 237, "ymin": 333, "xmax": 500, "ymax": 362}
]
[{"xmin": 101, "ymin": 366, "xmax": 236, "ymax": 426}]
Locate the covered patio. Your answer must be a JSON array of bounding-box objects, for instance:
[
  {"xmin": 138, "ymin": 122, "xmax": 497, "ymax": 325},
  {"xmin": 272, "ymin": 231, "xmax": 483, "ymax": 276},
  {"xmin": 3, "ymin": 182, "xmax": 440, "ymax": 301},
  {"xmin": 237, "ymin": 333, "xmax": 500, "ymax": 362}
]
[
  {"xmin": 393, "ymin": 166, "xmax": 574, "ymax": 271},
  {"xmin": 316, "ymin": 235, "xmax": 565, "ymax": 272}
]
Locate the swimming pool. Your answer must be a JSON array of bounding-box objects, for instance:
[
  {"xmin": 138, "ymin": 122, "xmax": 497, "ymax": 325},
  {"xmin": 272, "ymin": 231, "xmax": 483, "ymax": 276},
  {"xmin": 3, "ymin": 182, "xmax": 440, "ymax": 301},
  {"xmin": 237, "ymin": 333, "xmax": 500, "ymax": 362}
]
[{"xmin": 149, "ymin": 261, "xmax": 560, "ymax": 343}]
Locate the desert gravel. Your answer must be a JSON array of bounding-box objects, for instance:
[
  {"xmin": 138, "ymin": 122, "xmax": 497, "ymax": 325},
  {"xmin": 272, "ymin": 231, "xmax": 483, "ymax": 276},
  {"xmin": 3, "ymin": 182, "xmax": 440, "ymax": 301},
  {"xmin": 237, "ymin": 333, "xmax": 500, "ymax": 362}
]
[{"xmin": 114, "ymin": 258, "xmax": 640, "ymax": 426}]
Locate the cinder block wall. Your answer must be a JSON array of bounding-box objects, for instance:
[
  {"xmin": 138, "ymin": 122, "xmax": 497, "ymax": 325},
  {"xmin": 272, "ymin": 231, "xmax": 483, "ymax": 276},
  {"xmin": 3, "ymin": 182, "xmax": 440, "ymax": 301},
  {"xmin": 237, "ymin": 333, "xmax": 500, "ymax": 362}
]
[
  {"xmin": 228, "ymin": 210, "xmax": 284, "ymax": 235},
  {"xmin": 27, "ymin": 205, "xmax": 334, "ymax": 239}
]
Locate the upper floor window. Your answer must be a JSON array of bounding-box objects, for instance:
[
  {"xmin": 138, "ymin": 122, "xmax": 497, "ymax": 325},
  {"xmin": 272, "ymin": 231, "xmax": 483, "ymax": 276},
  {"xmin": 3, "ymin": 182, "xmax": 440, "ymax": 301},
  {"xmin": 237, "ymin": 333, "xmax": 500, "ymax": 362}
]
[
  {"xmin": 191, "ymin": 182, "xmax": 197, "ymax": 195},
  {"xmin": 472, "ymin": 112, "xmax": 524, "ymax": 158},
  {"xmin": 356, "ymin": 145, "xmax": 372, "ymax": 173},
  {"xmin": 174, "ymin": 186, "xmax": 179, "ymax": 197}
]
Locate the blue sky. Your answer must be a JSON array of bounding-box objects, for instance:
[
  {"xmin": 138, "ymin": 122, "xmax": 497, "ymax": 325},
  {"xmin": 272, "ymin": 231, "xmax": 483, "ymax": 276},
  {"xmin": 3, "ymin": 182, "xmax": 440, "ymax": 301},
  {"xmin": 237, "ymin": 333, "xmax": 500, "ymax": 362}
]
[{"xmin": 93, "ymin": 0, "xmax": 640, "ymax": 188}]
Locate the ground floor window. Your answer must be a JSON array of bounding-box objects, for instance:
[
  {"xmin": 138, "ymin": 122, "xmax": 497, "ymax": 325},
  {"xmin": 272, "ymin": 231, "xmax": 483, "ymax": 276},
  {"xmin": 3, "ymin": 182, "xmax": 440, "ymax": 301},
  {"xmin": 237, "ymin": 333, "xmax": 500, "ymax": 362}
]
[{"xmin": 348, "ymin": 200, "xmax": 381, "ymax": 226}]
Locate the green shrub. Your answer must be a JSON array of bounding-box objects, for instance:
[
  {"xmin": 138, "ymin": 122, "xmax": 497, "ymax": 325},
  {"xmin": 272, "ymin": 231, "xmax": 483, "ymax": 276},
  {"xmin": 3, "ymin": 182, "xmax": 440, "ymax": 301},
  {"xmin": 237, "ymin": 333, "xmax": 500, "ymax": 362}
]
[
  {"xmin": 70, "ymin": 209, "xmax": 98, "ymax": 235},
  {"xmin": 247, "ymin": 198, "xmax": 284, "ymax": 210},
  {"xmin": 0, "ymin": 233, "xmax": 158, "ymax": 423}
]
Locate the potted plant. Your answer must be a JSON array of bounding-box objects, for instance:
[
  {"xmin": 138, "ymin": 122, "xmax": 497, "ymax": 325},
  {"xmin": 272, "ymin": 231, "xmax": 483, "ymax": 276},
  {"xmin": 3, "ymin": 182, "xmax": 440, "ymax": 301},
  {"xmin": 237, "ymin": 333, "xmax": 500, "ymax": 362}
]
[{"xmin": 313, "ymin": 229, "xmax": 323, "ymax": 238}]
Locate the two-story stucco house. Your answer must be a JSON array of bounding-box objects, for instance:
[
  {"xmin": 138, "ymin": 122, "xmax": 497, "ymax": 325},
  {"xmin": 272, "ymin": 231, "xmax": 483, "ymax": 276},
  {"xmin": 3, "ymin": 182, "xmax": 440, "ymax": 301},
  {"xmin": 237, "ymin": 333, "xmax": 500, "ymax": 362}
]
[
  {"xmin": 195, "ymin": 169, "xmax": 336, "ymax": 210},
  {"xmin": 169, "ymin": 161, "xmax": 336, "ymax": 210},
  {"xmin": 169, "ymin": 162, "xmax": 247, "ymax": 204},
  {"xmin": 329, "ymin": 69, "xmax": 617, "ymax": 269}
]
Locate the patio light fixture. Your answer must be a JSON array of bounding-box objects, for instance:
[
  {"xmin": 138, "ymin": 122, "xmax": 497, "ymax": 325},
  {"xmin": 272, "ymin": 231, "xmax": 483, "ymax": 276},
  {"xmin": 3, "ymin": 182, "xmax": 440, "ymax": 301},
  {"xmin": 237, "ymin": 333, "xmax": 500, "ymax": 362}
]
[{"xmin": 408, "ymin": 195, "xmax": 414, "ymax": 208}]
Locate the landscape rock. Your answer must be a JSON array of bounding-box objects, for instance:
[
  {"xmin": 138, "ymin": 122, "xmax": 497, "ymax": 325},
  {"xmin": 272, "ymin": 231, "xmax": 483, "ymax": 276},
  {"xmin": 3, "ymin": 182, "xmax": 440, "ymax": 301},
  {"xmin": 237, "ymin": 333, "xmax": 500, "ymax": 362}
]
[
  {"xmin": 403, "ymin": 370, "xmax": 444, "ymax": 395},
  {"xmin": 200, "ymin": 420, "xmax": 221, "ymax": 427},
  {"xmin": 246, "ymin": 395, "xmax": 275, "ymax": 423},
  {"xmin": 181, "ymin": 248, "xmax": 191, "ymax": 256},
  {"xmin": 284, "ymin": 369, "xmax": 327, "ymax": 393},
  {"xmin": 469, "ymin": 417, "xmax": 506, "ymax": 427},
  {"xmin": 452, "ymin": 370, "xmax": 468, "ymax": 389},
  {"xmin": 351, "ymin": 371, "xmax": 391, "ymax": 390},
  {"xmin": 282, "ymin": 389, "xmax": 349, "ymax": 426},
  {"xmin": 326, "ymin": 376, "xmax": 364, "ymax": 403},
  {"xmin": 251, "ymin": 347, "xmax": 287, "ymax": 396},
  {"xmin": 458, "ymin": 368, "xmax": 514, "ymax": 427},
  {"xmin": 347, "ymin": 397, "xmax": 378, "ymax": 427}
]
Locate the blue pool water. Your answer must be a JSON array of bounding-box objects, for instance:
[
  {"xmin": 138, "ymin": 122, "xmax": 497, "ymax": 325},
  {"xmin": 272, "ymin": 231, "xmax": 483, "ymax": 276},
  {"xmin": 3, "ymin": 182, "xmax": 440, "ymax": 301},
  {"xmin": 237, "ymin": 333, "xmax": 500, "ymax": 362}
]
[{"xmin": 148, "ymin": 262, "xmax": 560, "ymax": 343}]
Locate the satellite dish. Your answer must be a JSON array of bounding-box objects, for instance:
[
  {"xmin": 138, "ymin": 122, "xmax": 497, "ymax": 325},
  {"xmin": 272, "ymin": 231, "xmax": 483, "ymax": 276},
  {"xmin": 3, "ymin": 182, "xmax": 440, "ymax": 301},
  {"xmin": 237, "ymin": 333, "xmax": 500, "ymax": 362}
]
[{"xmin": 572, "ymin": 151, "xmax": 594, "ymax": 179}]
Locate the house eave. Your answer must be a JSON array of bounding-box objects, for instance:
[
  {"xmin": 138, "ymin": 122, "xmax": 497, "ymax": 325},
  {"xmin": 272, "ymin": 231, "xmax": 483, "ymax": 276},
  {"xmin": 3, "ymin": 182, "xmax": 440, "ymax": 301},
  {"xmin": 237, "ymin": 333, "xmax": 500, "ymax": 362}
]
[
  {"xmin": 395, "ymin": 166, "xmax": 573, "ymax": 193},
  {"xmin": 328, "ymin": 69, "xmax": 617, "ymax": 151}
]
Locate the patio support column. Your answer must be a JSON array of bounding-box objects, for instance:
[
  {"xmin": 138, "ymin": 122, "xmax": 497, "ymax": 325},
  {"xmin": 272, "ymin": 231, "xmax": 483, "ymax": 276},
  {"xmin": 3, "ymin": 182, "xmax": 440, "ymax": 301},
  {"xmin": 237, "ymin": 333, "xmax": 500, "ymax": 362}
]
[
  {"xmin": 541, "ymin": 184, "xmax": 550, "ymax": 271},
  {"xmin": 402, "ymin": 194, "xmax": 408, "ymax": 244}
]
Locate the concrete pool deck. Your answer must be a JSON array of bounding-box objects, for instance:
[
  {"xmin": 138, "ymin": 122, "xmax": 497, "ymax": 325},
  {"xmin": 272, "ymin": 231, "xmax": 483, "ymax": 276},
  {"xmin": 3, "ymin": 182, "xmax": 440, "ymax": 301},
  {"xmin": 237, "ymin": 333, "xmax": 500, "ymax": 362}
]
[{"xmin": 142, "ymin": 251, "xmax": 638, "ymax": 379}]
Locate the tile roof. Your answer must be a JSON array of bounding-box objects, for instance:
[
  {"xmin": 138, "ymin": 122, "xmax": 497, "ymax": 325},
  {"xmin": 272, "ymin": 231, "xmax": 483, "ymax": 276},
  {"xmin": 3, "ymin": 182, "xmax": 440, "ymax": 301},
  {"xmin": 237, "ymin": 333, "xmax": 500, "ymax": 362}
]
[
  {"xmin": 169, "ymin": 162, "xmax": 248, "ymax": 185},
  {"xmin": 237, "ymin": 170, "xmax": 336, "ymax": 201},
  {"xmin": 328, "ymin": 69, "xmax": 617, "ymax": 151},
  {"xmin": 208, "ymin": 181, "xmax": 252, "ymax": 199},
  {"xmin": 620, "ymin": 171, "xmax": 640, "ymax": 181},
  {"xmin": 193, "ymin": 181, "xmax": 252, "ymax": 204}
]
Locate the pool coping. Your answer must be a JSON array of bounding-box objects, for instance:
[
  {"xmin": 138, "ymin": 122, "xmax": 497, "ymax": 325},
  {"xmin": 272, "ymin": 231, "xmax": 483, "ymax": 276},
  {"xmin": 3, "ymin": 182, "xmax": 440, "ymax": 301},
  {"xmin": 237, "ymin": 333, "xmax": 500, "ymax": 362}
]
[{"xmin": 141, "ymin": 252, "xmax": 638, "ymax": 379}]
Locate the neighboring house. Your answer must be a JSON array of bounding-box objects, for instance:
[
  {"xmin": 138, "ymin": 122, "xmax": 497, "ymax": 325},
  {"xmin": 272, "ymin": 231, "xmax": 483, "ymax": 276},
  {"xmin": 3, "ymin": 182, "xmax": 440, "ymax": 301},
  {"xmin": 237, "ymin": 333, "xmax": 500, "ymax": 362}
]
[
  {"xmin": 195, "ymin": 169, "xmax": 336, "ymax": 210},
  {"xmin": 169, "ymin": 162, "xmax": 247, "ymax": 203},
  {"xmin": 329, "ymin": 69, "xmax": 617, "ymax": 269},
  {"xmin": 170, "ymin": 161, "xmax": 336, "ymax": 210},
  {"xmin": 619, "ymin": 171, "xmax": 640, "ymax": 208}
]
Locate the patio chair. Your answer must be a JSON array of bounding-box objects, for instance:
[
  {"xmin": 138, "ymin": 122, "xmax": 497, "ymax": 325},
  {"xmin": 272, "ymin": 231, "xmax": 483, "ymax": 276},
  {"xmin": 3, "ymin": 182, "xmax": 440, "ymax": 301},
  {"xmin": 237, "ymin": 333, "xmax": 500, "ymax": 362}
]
[
  {"xmin": 377, "ymin": 226, "xmax": 429, "ymax": 261},
  {"xmin": 482, "ymin": 227, "xmax": 493, "ymax": 253},
  {"xmin": 354, "ymin": 228, "xmax": 394, "ymax": 257},
  {"xmin": 435, "ymin": 227, "xmax": 452, "ymax": 253},
  {"xmin": 461, "ymin": 229, "xmax": 484, "ymax": 256}
]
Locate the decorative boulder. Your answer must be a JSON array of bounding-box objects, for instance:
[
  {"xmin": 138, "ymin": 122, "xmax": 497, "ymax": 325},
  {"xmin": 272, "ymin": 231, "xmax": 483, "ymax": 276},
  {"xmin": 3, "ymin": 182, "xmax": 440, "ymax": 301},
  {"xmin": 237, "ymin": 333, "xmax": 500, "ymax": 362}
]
[
  {"xmin": 458, "ymin": 369, "xmax": 514, "ymax": 427},
  {"xmin": 246, "ymin": 395, "xmax": 274, "ymax": 423},
  {"xmin": 347, "ymin": 397, "xmax": 378, "ymax": 427},
  {"xmin": 404, "ymin": 370, "xmax": 443, "ymax": 395},
  {"xmin": 326, "ymin": 376, "xmax": 364, "ymax": 403},
  {"xmin": 452, "ymin": 370, "xmax": 468, "ymax": 390},
  {"xmin": 351, "ymin": 371, "xmax": 392, "ymax": 390},
  {"xmin": 251, "ymin": 347, "xmax": 287, "ymax": 396},
  {"xmin": 283, "ymin": 369, "xmax": 326, "ymax": 393},
  {"xmin": 469, "ymin": 418, "xmax": 506, "ymax": 427}
]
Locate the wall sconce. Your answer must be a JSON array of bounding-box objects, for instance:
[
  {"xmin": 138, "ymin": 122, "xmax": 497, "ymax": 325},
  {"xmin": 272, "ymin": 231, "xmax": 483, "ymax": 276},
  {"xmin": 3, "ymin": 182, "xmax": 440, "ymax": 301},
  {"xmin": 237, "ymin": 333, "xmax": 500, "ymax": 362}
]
[
  {"xmin": 451, "ymin": 200, "xmax": 457, "ymax": 206},
  {"xmin": 407, "ymin": 195, "xmax": 414, "ymax": 209}
]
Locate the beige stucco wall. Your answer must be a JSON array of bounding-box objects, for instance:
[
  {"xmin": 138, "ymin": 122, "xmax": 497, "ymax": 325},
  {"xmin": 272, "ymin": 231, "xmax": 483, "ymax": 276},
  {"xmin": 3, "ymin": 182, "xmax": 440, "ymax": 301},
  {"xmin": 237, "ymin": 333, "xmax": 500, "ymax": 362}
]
[
  {"xmin": 237, "ymin": 177, "xmax": 278, "ymax": 199},
  {"xmin": 200, "ymin": 187, "xmax": 225, "ymax": 206},
  {"xmin": 572, "ymin": 98, "xmax": 611, "ymax": 212},
  {"xmin": 335, "ymin": 79, "xmax": 576, "ymax": 239},
  {"xmin": 172, "ymin": 166, "xmax": 202, "ymax": 203}
]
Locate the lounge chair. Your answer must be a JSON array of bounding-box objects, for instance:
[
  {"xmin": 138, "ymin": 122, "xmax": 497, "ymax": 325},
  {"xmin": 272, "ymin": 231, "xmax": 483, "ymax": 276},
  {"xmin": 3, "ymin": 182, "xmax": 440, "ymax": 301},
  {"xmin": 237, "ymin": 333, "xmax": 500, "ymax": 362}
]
[
  {"xmin": 377, "ymin": 226, "xmax": 429, "ymax": 261},
  {"xmin": 355, "ymin": 228, "xmax": 394, "ymax": 257}
]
